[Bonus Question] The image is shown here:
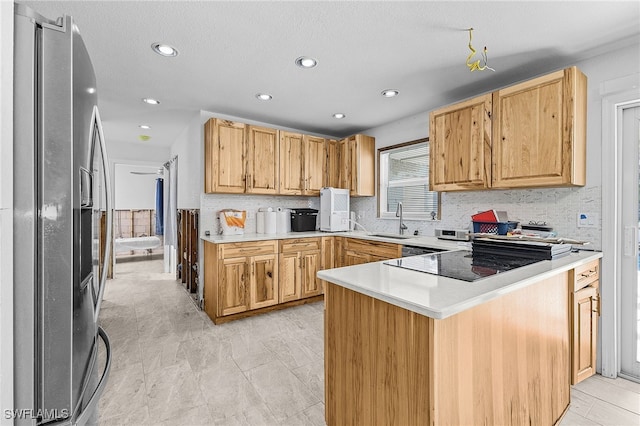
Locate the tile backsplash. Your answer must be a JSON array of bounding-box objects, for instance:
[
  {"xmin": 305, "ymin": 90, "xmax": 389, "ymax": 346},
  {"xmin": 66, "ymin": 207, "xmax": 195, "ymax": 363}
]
[
  {"xmin": 200, "ymin": 186, "xmax": 601, "ymax": 250},
  {"xmin": 352, "ymin": 186, "xmax": 601, "ymax": 250},
  {"xmin": 200, "ymin": 193, "xmax": 320, "ymax": 236}
]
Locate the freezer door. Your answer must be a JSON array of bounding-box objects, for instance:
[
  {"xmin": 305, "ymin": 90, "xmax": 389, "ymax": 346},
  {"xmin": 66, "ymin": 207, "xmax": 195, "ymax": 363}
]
[{"xmin": 38, "ymin": 13, "xmax": 104, "ymax": 421}]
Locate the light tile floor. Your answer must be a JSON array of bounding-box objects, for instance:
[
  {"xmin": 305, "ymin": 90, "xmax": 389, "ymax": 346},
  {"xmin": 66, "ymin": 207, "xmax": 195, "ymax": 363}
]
[{"xmin": 98, "ymin": 259, "xmax": 640, "ymax": 425}]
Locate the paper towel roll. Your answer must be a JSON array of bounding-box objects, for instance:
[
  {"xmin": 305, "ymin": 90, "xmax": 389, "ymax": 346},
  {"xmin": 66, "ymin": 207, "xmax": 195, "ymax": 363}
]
[
  {"xmin": 264, "ymin": 211, "xmax": 277, "ymax": 234},
  {"xmin": 256, "ymin": 212, "xmax": 265, "ymax": 234},
  {"xmin": 276, "ymin": 211, "xmax": 289, "ymax": 234}
]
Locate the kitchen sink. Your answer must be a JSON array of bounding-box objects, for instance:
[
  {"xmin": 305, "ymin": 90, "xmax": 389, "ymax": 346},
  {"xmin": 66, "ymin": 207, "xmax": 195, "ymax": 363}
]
[{"xmin": 368, "ymin": 233, "xmax": 412, "ymax": 240}]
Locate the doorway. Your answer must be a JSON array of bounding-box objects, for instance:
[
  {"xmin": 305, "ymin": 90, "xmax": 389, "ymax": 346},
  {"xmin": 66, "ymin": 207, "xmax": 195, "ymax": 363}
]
[{"xmin": 620, "ymin": 105, "xmax": 640, "ymax": 381}]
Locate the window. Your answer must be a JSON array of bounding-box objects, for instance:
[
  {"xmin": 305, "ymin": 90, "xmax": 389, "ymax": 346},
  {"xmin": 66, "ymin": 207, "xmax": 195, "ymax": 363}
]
[{"xmin": 378, "ymin": 138, "xmax": 440, "ymax": 220}]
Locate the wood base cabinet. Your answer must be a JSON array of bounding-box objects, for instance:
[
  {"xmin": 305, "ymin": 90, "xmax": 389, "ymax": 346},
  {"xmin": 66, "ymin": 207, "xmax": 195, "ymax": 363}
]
[
  {"xmin": 325, "ymin": 271, "xmax": 571, "ymax": 426},
  {"xmin": 570, "ymin": 259, "xmax": 600, "ymax": 384},
  {"xmin": 204, "ymin": 238, "xmax": 325, "ymax": 324},
  {"xmin": 279, "ymin": 238, "xmax": 323, "ymax": 302},
  {"xmin": 342, "ymin": 238, "xmax": 402, "ymax": 266},
  {"xmin": 204, "ymin": 240, "xmax": 279, "ymax": 323}
]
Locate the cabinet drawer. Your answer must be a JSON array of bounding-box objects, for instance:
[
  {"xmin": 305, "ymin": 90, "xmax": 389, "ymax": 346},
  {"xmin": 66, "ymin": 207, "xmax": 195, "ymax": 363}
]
[
  {"xmin": 344, "ymin": 238, "xmax": 401, "ymax": 259},
  {"xmin": 280, "ymin": 238, "xmax": 321, "ymax": 253},
  {"xmin": 572, "ymin": 259, "xmax": 599, "ymax": 291},
  {"xmin": 220, "ymin": 240, "xmax": 278, "ymax": 258}
]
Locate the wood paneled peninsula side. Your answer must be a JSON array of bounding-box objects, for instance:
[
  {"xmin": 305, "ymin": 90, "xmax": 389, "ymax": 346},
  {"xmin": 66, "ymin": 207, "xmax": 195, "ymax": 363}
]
[{"xmin": 318, "ymin": 250, "xmax": 602, "ymax": 426}]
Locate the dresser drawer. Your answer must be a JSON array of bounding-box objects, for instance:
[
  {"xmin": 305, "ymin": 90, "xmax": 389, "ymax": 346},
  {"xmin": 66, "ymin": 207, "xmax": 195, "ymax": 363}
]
[
  {"xmin": 220, "ymin": 240, "xmax": 278, "ymax": 258},
  {"xmin": 572, "ymin": 259, "xmax": 599, "ymax": 291},
  {"xmin": 280, "ymin": 238, "xmax": 321, "ymax": 253}
]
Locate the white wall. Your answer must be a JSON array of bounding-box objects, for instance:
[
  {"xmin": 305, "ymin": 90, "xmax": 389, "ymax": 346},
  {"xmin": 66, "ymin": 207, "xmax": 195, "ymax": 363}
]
[
  {"xmin": 170, "ymin": 112, "xmax": 203, "ymax": 209},
  {"xmin": 351, "ymin": 41, "xmax": 640, "ymax": 251},
  {"xmin": 108, "ymin": 139, "xmax": 171, "ymax": 165},
  {"xmin": 114, "ymin": 164, "xmax": 162, "ymax": 210},
  {"xmin": 0, "ymin": 1, "xmax": 14, "ymax": 419}
]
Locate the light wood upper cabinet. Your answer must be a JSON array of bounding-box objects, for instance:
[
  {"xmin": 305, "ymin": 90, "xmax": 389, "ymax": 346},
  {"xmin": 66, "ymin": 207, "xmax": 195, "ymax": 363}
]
[
  {"xmin": 279, "ymin": 132, "xmax": 326, "ymax": 195},
  {"xmin": 204, "ymin": 118, "xmax": 246, "ymax": 193},
  {"xmin": 492, "ymin": 67, "xmax": 587, "ymax": 188},
  {"xmin": 247, "ymin": 126, "xmax": 279, "ymax": 194},
  {"xmin": 340, "ymin": 135, "xmax": 375, "ymax": 196},
  {"xmin": 204, "ymin": 116, "xmax": 374, "ymax": 196},
  {"xmin": 338, "ymin": 138, "xmax": 350, "ymax": 190},
  {"xmin": 429, "ymin": 66, "xmax": 587, "ymax": 191},
  {"xmin": 279, "ymin": 131, "xmax": 304, "ymax": 195},
  {"xmin": 429, "ymin": 94, "xmax": 492, "ymax": 191},
  {"xmin": 304, "ymin": 135, "xmax": 326, "ymax": 195},
  {"xmin": 325, "ymin": 139, "xmax": 340, "ymax": 188}
]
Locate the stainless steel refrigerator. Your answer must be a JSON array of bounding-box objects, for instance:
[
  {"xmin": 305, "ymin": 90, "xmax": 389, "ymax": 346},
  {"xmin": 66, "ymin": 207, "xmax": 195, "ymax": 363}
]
[{"xmin": 13, "ymin": 4, "xmax": 112, "ymax": 425}]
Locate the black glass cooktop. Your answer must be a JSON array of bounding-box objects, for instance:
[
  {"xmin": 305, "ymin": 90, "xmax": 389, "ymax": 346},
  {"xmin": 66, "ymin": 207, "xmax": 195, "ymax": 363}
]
[{"xmin": 384, "ymin": 250, "xmax": 543, "ymax": 282}]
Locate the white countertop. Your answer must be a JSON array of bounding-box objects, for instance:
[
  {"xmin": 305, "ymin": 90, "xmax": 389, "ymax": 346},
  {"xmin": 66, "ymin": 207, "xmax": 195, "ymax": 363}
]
[
  {"xmin": 317, "ymin": 250, "xmax": 603, "ymax": 320},
  {"xmin": 201, "ymin": 230, "xmax": 466, "ymax": 251}
]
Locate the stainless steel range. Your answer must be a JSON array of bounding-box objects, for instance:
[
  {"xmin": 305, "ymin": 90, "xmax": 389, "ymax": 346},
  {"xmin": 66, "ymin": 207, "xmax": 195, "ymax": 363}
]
[{"xmin": 384, "ymin": 250, "xmax": 543, "ymax": 282}]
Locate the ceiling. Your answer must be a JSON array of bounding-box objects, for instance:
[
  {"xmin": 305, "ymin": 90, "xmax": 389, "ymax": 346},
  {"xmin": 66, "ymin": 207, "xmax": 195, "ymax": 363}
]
[{"xmin": 20, "ymin": 1, "xmax": 640, "ymax": 148}]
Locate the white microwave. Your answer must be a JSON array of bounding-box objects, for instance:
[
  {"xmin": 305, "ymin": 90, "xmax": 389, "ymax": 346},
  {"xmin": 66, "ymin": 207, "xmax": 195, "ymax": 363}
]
[{"xmin": 320, "ymin": 187, "xmax": 350, "ymax": 232}]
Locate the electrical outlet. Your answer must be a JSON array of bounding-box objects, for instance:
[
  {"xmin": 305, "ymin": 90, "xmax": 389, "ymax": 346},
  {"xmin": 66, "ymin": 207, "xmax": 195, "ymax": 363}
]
[{"xmin": 577, "ymin": 212, "xmax": 598, "ymax": 228}]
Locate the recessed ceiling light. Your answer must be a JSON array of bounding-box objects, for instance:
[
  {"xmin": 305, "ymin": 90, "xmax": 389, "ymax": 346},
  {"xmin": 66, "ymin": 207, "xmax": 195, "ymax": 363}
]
[
  {"xmin": 139, "ymin": 124, "xmax": 151, "ymax": 129},
  {"xmin": 255, "ymin": 93, "xmax": 273, "ymax": 101},
  {"xmin": 332, "ymin": 113, "xmax": 346, "ymax": 119},
  {"xmin": 381, "ymin": 89, "xmax": 399, "ymax": 97},
  {"xmin": 142, "ymin": 98, "xmax": 160, "ymax": 105},
  {"xmin": 295, "ymin": 56, "xmax": 317, "ymax": 68},
  {"xmin": 138, "ymin": 135, "xmax": 151, "ymax": 141},
  {"xmin": 151, "ymin": 43, "xmax": 178, "ymax": 57}
]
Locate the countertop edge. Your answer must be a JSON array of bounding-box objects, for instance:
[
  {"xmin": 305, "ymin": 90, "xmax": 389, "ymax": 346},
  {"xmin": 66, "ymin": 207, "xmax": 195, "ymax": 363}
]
[
  {"xmin": 318, "ymin": 251, "xmax": 603, "ymax": 320},
  {"xmin": 201, "ymin": 231, "xmax": 465, "ymax": 250}
]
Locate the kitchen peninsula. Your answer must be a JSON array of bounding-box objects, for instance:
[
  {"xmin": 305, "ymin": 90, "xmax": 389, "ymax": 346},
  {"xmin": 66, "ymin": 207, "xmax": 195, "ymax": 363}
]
[{"xmin": 318, "ymin": 250, "xmax": 602, "ymax": 426}]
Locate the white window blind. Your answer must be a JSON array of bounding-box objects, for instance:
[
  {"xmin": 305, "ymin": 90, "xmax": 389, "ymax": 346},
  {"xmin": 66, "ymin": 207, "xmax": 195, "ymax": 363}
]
[{"xmin": 379, "ymin": 140, "xmax": 439, "ymax": 219}]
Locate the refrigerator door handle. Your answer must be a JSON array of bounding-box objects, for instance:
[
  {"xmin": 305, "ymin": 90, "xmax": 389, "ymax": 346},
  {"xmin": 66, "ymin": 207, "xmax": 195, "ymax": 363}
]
[
  {"xmin": 93, "ymin": 106, "xmax": 112, "ymax": 322},
  {"xmin": 75, "ymin": 327, "xmax": 112, "ymax": 426}
]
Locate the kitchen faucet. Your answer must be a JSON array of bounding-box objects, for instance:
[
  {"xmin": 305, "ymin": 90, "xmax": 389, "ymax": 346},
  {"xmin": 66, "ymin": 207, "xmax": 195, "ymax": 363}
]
[{"xmin": 396, "ymin": 202, "xmax": 408, "ymax": 235}]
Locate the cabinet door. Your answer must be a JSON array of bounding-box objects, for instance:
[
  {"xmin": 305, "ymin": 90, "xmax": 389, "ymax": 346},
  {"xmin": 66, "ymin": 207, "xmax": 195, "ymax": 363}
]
[
  {"xmin": 304, "ymin": 135, "xmax": 326, "ymax": 195},
  {"xmin": 572, "ymin": 285, "xmax": 598, "ymax": 384},
  {"xmin": 301, "ymin": 250, "xmax": 322, "ymax": 298},
  {"xmin": 249, "ymin": 254, "xmax": 279, "ymax": 309},
  {"xmin": 321, "ymin": 237, "xmax": 335, "ymax": 271},
  {"xmin": 338, "ymin": 138, "xmax": 350, "ymax": 190},
  {"xmin": 247, "ymin": 126, "xmax": 279, "ymax": 194},
  {"xmin": 343, "ymin": 250, "xmax": 371, "ymax": 266},
  {"xmin": 205, "ymin": 119, "xmax": 247, "ymax": 193},
  {"xmin": 325, "ymin": 139, "xmax": 340, "ymax": 188},
  {"xmin": 429, "ymin": 94, "xmax": 492, "ymax": 191},
  {"xmin": 492, "ymin": 67, "xmax": 586, "ymax": 188},
  {"xmin": 334, "ymin": 237, "xmax": 344, "ymax": 268},
  {"xmin": 279, "ymin": 251, "xmax": 302, "ymax": 302},
  {"xmin": 349, "ymin": 135, "xmax": 375, "ymax": 196},
  {"xmin": 218, "ymin": 257, "xmax": 249, "ymax": 316},
  {"xmin": 279, "ymin": 131, "xmax": 304, "ymax": 195}
]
